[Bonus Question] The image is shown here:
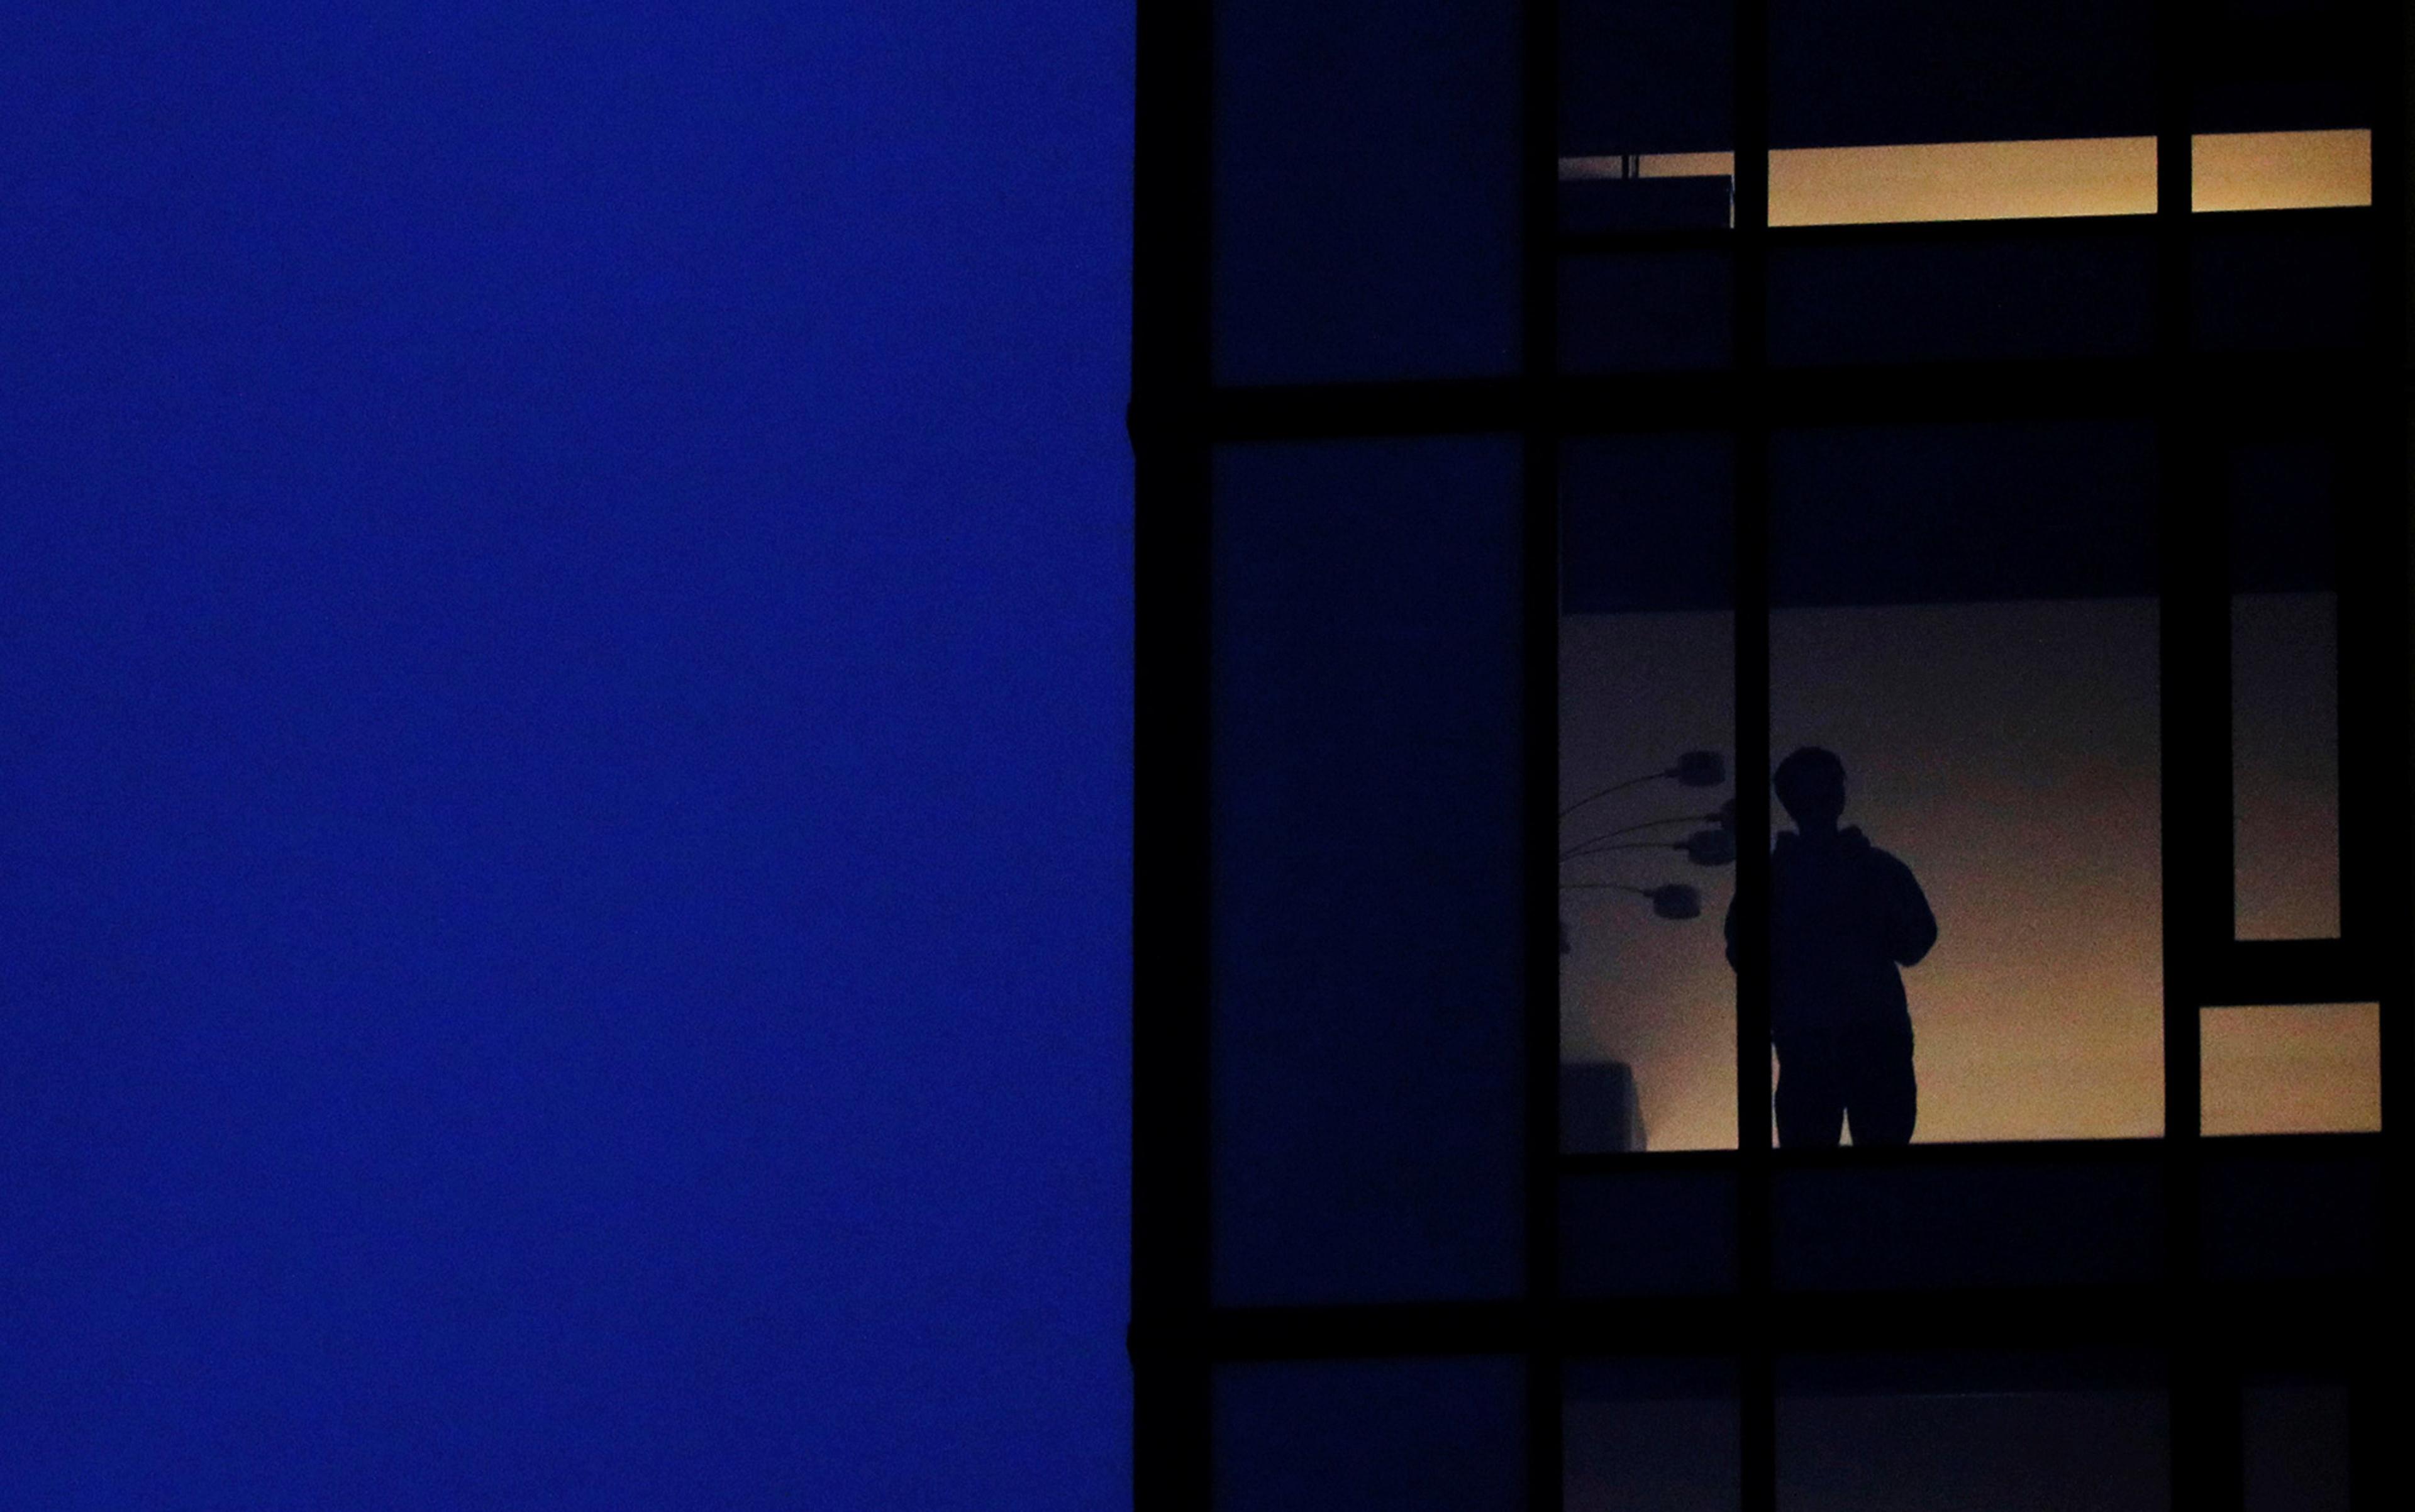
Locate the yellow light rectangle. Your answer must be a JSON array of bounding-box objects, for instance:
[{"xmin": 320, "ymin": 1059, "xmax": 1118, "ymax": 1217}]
[
  {"xmin": 1770, "ymin": 136, "xmax": 2155, "ymax": 226},
  {"xmin": 2201, "ymin": 1002, "xmax": 2382, "ymax": 1137},
  {"xmin": 2194, "ymin": 129, "xmax": 2370, "ymax": 213},
  {"xmin": 1557, "ymin": 130, "xmax": 2373, "ymax": 226}
]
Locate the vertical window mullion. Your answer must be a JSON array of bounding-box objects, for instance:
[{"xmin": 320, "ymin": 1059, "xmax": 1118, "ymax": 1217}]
[
  {"xmin": 1132, "ymin": 0, "xmax": 1218, "ymax": 1506},
  {"xmin": 2154, "ymin": 13, "xmax": 2238, "ymax": 1512},
  {"xmin": 1733, "ymin": 12, "xmax": 1776, "ymax": 1512},
  {"xmin": 2336, "ymin": 0, "xmax": 2411, "ymax": 1019},
  {"xmin": 1523, "ymin": 1, "xmax": 1563, "ymax": 1508},
  {"xmin": 2351, "ymin": 18, "xmax": 2412, "ymax": 1512}
]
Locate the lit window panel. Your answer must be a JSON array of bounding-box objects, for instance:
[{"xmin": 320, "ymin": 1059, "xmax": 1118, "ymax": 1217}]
[
  {"xmin": 2201, "ymin": 1004, "xmax": 2381, "ymax": 1137},
  {"xmin": 1555, "ymin": 129, "xmax": 2370, "ymax": 227}
]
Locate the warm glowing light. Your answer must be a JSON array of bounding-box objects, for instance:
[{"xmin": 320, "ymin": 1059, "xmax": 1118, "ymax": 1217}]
[
  {"xmin": 2195, "ymin": 130, "xmax": 2371, "ymax": 213},
  {"xmin": 1770, "ymin": 137, "xmax": 2155, "ymax": 226},
  {"xmin": 1558, "ymin": 129, "xmax": 2372, "ymax": 227},
  {"xmin": 1567, "ymin": 594, "xmax": 2377, "ymax": 1148},
  {"xmin": 1564, "ymin": 599, "xmax": 2170, "ymax": 1148},
  {"xmin": 2201, "ymin": 1003, "xmax": 2381, "ymax": 1136}
]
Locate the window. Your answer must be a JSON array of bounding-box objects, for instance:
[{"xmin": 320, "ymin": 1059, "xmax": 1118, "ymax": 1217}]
[
  {"xmin": 1560, "ymin": 435, "xmax": 1736, "ymax": 1152},
  {"xmin": 1143, "ymin": 5, "xmax": 2402, "ymax": 1509},
  {"xmin": 1778, "ymin": 1354, "xmax": 2168, "ymax": 1512},
  {"xmin": 2201, "ymin": 1004, "xmax": 2381, "ymax": 1135}
]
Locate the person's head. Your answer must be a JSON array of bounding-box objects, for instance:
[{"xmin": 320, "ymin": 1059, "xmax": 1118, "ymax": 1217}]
[{"xmin": 1772, "ymin": 746, "xmax": 1846, "ymax": 831}]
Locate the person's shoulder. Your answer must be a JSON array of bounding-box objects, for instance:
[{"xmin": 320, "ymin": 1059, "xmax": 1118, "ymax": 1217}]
[{"xmin": 1843, "ymin": 828, "xmax": 1916, "ymax": 874}]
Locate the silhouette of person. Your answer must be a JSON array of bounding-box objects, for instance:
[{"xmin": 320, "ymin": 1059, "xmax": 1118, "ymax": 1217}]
[{"xmin": 1725, "ymin": 747, "xmax": 1936, "ymax": 1147}]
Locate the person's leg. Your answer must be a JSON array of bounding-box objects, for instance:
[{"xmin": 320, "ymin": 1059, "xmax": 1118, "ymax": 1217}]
[
  {"xmin": 1844, "ymin": 1026, "xmax": 1917, "ymax": 1147},
  {"xmin": 1774, "ymin": 1040, "xmax": 1845, "ymax": 1148}
]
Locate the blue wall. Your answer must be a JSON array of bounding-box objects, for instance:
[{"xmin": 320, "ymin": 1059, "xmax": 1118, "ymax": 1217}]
[{"xmin": 0, "ymin": 5, "xmax": 1131, "ymax": 1506}]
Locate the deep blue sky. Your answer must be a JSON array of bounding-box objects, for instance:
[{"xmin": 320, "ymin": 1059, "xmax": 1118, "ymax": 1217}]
[{"xmin": 1, "ymin": 4, "xmax": 1131, "ymax": 1506}]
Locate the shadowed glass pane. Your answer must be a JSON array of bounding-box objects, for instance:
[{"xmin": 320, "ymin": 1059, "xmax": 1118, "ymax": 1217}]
[
  {"xmin": 1212, "ymin": 439, "xmax": 1524, "ymax": 1305},
  {"xmin": 1566, "ymin": 1359, "xmax": 1738, "ymax": 1512},
  {"xmin": 1780, "ymin": 1355, "xmax": 2168, "ymax": 1512},
  {"xmin": 1775, "ymin": 1153, "xmax": 2165, "ymax": 1291},
  {"xmin": 1769, "ymin": 231, "xmax": 2154, "ymax": 365},
  {"xmin": 1561, "ymin": 1, "xmax": 1732, "ymax": 158},
  {"xmin": 1561, "ymin": 1168, "xmax": 1738, "ymax": 1295},
  {"xmin": 1561, "ymin": 252, "xmax": 1732, "ymax": 372},
  {"xmin": 1557, "ymin": 2, "xmax": 1735, "ymax": 247},
  {"xmin": 2244, "ymin": 1379, "xmax": 2353, "ymax": 1512},
  {"xmin": 2196, "ymin": 1, "xmax": 2371, "ymax": 136},
  {"xmin": 2192, "ymin": 216, "xmax": 2373, "ymax": 352},
  {"xmin": 2201, "ymin": 1143, "xmax": 2380, "ymax": 1279},
  {"xmin": 1772, "ymin": 1, "xmax": 2155, "ymax": 151},
  {"xmin": 2231, "ymin": 441, "xmax": 2340, "ymax": 939},
  {"xmin": 1216, "ymin": 1359, "xmax": 1524, "ymax": 1512},
  {"xmin": 1215, "ymin": 0, "xmax": 1519, "ymax": 385}
]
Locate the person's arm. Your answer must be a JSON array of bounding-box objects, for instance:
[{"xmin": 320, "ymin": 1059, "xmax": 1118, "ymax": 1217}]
[{"xmin": 1879, "ymin": 853, "xmax": 1937, "ymax": 966}]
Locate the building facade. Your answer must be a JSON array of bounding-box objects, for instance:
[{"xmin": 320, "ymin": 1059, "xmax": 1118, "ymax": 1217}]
[{"xmin": 1134, "ymin": 4, "xmax": 2405, "ymax": 1508}]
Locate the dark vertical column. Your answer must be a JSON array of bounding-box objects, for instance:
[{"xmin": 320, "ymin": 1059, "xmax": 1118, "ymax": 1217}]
[
  {"xmin": 2153, "ymin": 0, "xmax": 2210, "ymax": 1152},
  {"xmin": 2192, "ymin": 1361, "xmax": 2247, "ymax": 1512},
  {"xmin": 1130, "ymin": 2, "xmax": 1215, "ymax": 1509},
  {"xmin": 2360, "ymin": 7, "xmax": 2413, "ymax": 1474},
  {"xmin": 1731, "ymin": 10, "xmax": 1774, "ymax": 1512},
  {"xmin": 2346, "ymin": 1355, "xmax": 2389, "ymax": 1512},
  {"xmin": 1521, "ymin": 2, "xmax": 1562, "ymax": 1509},
  {"xmin": 2336, "ymin": 401, "xmax": 2386, "ymax": 969},
  {"xmin": 2338, "ymin": 0, "xmax": 2406, "ymax": 1022},
  {"xmin": 2152, "ymin": 13, "xmax": 2229, "ymax": 1512}
]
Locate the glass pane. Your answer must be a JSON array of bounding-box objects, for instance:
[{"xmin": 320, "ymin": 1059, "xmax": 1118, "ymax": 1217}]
[
  {"xmin": 2243, "ymin": 1379, "xmax": 2353, "ymax": 1512},
  {"xmin": 1767, "ymin": 423, "xmax": 2161, "ymax": 1145},
  {"xmin": 2196, "ymin": 1, "xmax": 2372, "ymax": 138},
  {"xmin": 1561, "ymin": 1168, "xmax": 1737, "ymax": 1295},
  {"xmin": 1212, "ymin": 440, "xmax": 1524, "ymax": 1305},
  {"xmin": 1216, "ymin": 1358, "xmax": 1524, "ymax": 1512},
  {"xmin": 1560, "ymin": 435, "xmax": 1735, "ymax": 1152},
  {"xmin": 1769, "ymin": 230, "xmax": 2153, "ymax": 365},
  {"xmin": 1558, "ymin": 1, "xmax": 1735, "ymax": 233},
  {"xmin": 1774, "ymin": 1153, "xmax": 2164, "ymax": 1291},
  {"xmin": 1561, "ymin": 171, "xmax": 1732, "ymax": 236},
  {"xmin": 1768, "ymin": 1, "xmax": 2155, "ymax": 226},
  {"xmin": 1779, "ymin": 1355, "xmax": 2167, "ymax": 1512},
  {"xmin": 2230, "ymin": 441, "xmax": 2340, "ymax": 940},
  {"xmin": 2202, "ymin": 1143, "xmax": 2381, "ymax": 1279},
  {"xmin": 1561, "ymin": 252, "xmax": 1731, "ymax": 372},
  {"xmin": 1566, "ymin": 1359, "xmax": 1738, "ymax": 1512},
  {"xmin": 1773, "ymin": 1, "xmax": 2156, "ymax": 150},
  {"xmin": 2192, "ymin": 216, "xmax": 2373, "ymax": 352},
  {"xmin": 1560, "ymin": 1, "xmax": 1733, "ymax": 158},
  {"xmin": 2201, "ymin": 1004, "xmax": 2380, "ymax": 1135},
  {"xmin": 1214, "ymin": 0, "xmax": 1519, "ymax": 385}
]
